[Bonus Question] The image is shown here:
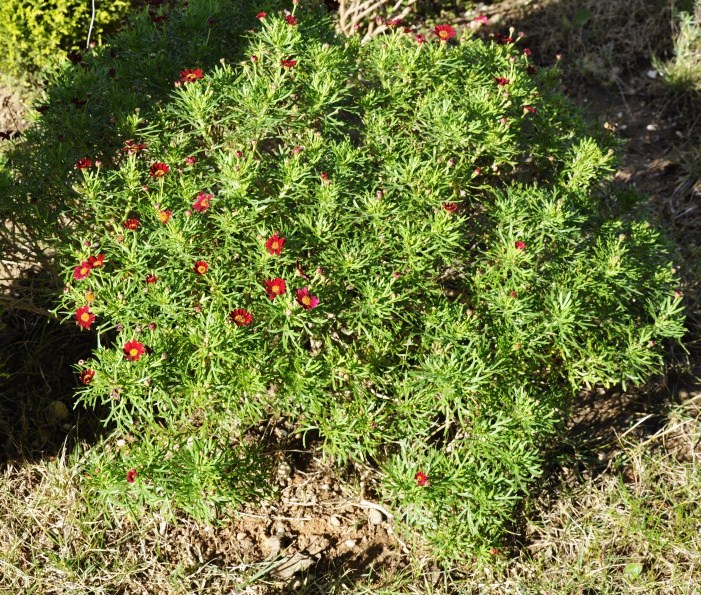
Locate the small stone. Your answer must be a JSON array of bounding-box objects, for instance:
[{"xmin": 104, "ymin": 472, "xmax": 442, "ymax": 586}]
[
  {"xmin": 646, "ymin": 69, "xmax": 658, "ymax": 79},
  {"xmin": 646, "ymin": 123, "xmax": 658, "ymax": 131},
  {"xmin": 236, "ymin": 532, "xmax": 247, "ymax": 540},
  {"xmin": 277, "ymin": 461, "xmax": 292, "ymax": 479},
  {"xmin": 263, "ymin": 535, "xmax": 282, "ymax": 556},
  {"xmin": 367, "ymin": 508, "xmax": 383, "ymax": 525},
  {"xmin": 344, "ymin": 539, "xmax": 356, "ymax": 548},
  {"xmin": 47, "ymin": 401, "xmax": 69, "ymax": 423},
  {"xmin": 276, "ymin": 552, "xmax": 313, "ymax": 579},
  {"xmin": 328, "ymin": 515, "xmax": 342, "ymax": 527}
]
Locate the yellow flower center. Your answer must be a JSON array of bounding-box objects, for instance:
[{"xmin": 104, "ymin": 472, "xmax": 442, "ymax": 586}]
[
  {"xmin": 81, "ymin": 313, "xmax": 90, "ymax": 322},
  {"xmin": 198, "ymin": 266, "xmax": 206, "ymax": 274},
  {"xmin": 272, "ymin": 285, "xmax": 280, "ymax": 293},
  {"xmin": 271, "ymin": 241, "xmax": 279, "ymax": 250},
  {"xmin": 129, "ymin": 348, "xmax": 139, "ymax": 357},
  {"xmin": 81, "ymin": 267, "xmax": 89, "ymax": 276},
  {"xmin": 302, "ymin": 296, "xmax": 311, "ymax": 305}
]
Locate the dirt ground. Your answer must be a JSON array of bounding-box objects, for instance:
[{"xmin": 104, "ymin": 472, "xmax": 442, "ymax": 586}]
[{"xmin": 1, "ymin": 1, "xmax": 700, "ymax": 592}]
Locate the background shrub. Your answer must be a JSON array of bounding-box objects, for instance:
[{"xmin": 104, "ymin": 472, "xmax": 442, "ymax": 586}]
[
  {"xmin": 0, "ymin": 0, "xmax": 134, "ymax": 81},
  {"xmin": 2, "ymin": 0, "xmax": 685, "ymax": 561}
]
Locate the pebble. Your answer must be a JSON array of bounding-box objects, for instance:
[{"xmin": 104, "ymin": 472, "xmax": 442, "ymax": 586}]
[
  {"xmin": 367, "ymin": 508, "xmax": 383, "ymax": 525},
  {"xmin": 328, "ymin": 515, "xmax": 342, "ymax": 527},
  {"xmin": 344, "ymin": 539, "xmax": 356, "ymax": 548},
  {"xmin": 276, "ymin": 552, "xmax": 313, "ymax": 579},
  {"xmin": 263, "ymin": 535, "xmax": 282, "ymax": 556}
]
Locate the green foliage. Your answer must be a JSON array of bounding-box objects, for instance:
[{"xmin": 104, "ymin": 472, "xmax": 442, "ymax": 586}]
[
  {"xmin": 654, "ymin": 4, "xmax": 701, "ymax": 110},
  {"xmin": 0, "ymin": 0, "xmax": 133, "ymax": 80},
  {"xmin": 2, "ymin": 0, "xmax": 685, "ymax": 561}
]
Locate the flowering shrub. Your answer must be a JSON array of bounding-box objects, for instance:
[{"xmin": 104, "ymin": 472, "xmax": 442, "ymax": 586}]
[{"xmin": 4, "ymin": 1, "xmax": 684, "ymax": 561}]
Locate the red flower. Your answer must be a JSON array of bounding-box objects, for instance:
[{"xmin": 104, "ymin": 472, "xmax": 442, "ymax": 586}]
[
  {"xmin": 442, "ymin": 202, "xmax": 458, "ymax": 213},
  {"xmin": 264, "ymin": 277, "xmax": 287, "ymax": 300},
  {"xmin": 157, "ymin": 209, "xmax": 172, "ymax": 224},
  {"xmin": 320, "ymin": 172, "xmax": 330, "ymax": 183},
  {"xmin": 416, "ymin": 34, "xmax": 426, "ymax": 44},
  {"xmin": 124, "ymin": 218, "xmax": 140, "ymax": 230},
  {"xmin": 415, "ymin": 471, "xmax": 429, "ymax": 487},
  {"xmin": 193, "ymin": 192, "xmax": 212, "ymax": 212},
  {"xmin": 75, "ymin": 306, "xmax": 95, "ymax": 330},
  {"xmin": 434, "ymin": 24, "xmax": 455, "ymax": 41},
  {"xmin": 149, "ymin": 162, "xmax": 169, "ymax": 178},
  {"xmin": 185, "ymin": 155, "xmax": 197, "ymax": 166},
  {"xmin": 145, "ymin": 274, "xmax": 158, "ymax": 284},
  {"xmin": 523, "ymin": 47, "xmax": 532, "ymax": 57},
  {"xmin": 281, "ymin": 59, "xmax": 297, "ymax": 68},
  {"xmin": 88, "ymin": 254, "xmax": 105, "ymax": 268},
  {"xmin": 473, "ymin": 14, "xmax": 488, "ymax": 26},
  {"xmin": 495, "ymin": 32, "xmax": 514, "ymax": 44},
  {"xmin": 229, "ymin": 308, "xmax": 253, "ymax": 326},
  {"xmin": 123, "ymin": 340, "xmax": 145, "ymax": 362},
  {"xmin": 265, "ymin": 232, "xmax": 285, "ymax": 255},
  {"xmin": 179, "ymin": 68, "xmax": 204, "ymax": 83},
  {"xmin": 296, "ymin": 287, "xmax": 319, "ymax": 310},
  {"xmin": 194, "ymin": 260, "xmax": 209, "ymax": 275},
  {"xmin": 123, "ymin": 140, "xmax": 146, "ymax": 154},
  {"xmin": 515, "ymin": 240, "xmax": 526, "ymax": 250},
  {"xmin": 523, "ymin": 105, "xmax": 537, "ymax": 114},
  {"xmin": 494, "ymin": 77, "xmax": 510, "ymax": 86},
  {"xmin": 79, "ymin": 369, "xmax": 95, "ymax": 385},
  {"xmin": 256, "ymin": 11, "xmax": 267, "ymax": 19},
  {"xmin": 75, "ymin": 157, "xmax": 92, "ymax": 169},
  {"xmin": 126, "ymin": 468, "xmax": 138, "ymax": 483},
  {"xmin": 285, "ymin": 14, "xmax": 298, "ymax": 26},
  {"xmin": 73, "ymin": 261, "xmax": 93, "ymax": 280}
]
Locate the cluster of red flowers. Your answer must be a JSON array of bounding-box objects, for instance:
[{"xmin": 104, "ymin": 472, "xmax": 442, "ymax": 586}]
[
  {"xmin": 434, "ymin": 24, "xmax": 455, "ymax": 41},
  {"xmin": 123, "ymin": 140, "xmax": 146, "ymax": 154},
  {"xmin": 124, "ymin": 217, "xmax": 140, "ymax": 231},
  {"xmin": 494, "ymin": 77, "xmax": 510, "ymax": 87},
  {"xmin": 179, "ymin": 68, "xmax": 204, "ymax": 84},
  {"xmin": 285, "ymin": 14, "xmax": 298, "ymax": 26},
  {"xmin": 124, "ymin": 340, "xmax": 145, "ymax": 362},
  {"xmin": 194, "ymin": 260, "xmax": 209, "ymax": 276},
  {"xmin": 75, "ymin": 157, "xmax": 92, "ymax": 170},
  {"xmin": 157, "ymin": 209, "xmax": 172, "ymax": 224},
  {"xmin": 266, "ymin": 232, "xmax": 285, "ymax": 255},
  {"xmin": 229, "ymin": 308, "xmax": 252, "ymax": 326},
  {"xmin": 75, "ymin": 306, "xmax": 95, "ymax": 330},
  {"xmin": 80, "ymin": 369, "xmax": 95, "ymax": 384},
  {"xmin": 149, "ymin": 162, "xmax": 169, "ymax": 178},
  {"xmin": 73, "ymin": 253, "xmax": 105, "ymax": 281},
  {"xmin": 281, "ymin": 59, "xmax": 297, "ymax": 68},
  {"xmin": 193, "ymin": 192, "xmax": 212, "ymax": 212},
  {"xmin": 264, "ymin": 277, "xmax": 286, "ymax": 300},
  {"xmin": 415, "ymin": 471, "xmax": 429, "ymax": 487}
]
